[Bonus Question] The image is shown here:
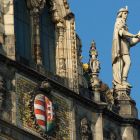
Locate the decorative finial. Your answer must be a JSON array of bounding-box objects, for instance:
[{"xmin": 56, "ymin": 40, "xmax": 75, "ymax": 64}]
[
  {"xmin": 91, "ymin": 40, "xmax": 96, "ymax": 48},
  {"xmin": 89, "ymin": 40, "xmax": 98, "ymax": 57},
  {"xmin": 89, "ymin": 40, "xmax": 100, "ymax": 74},
  {"xmin": 126, "ymin": 6, "xmax": 128, "ymax": 10}
]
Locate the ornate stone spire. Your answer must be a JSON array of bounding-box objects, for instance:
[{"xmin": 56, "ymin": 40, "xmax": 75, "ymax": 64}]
[
  {"xmin": 89, "ymin": 40, "xmax": 101, "ymax": 102},
  {"xmin": 89, "ymin": 40, "xmax": 100, "ymax": 75}
]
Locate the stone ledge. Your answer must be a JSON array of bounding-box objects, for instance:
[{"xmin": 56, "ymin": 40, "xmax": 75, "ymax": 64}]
[
  {"xmin": 0, "ymin": 54, "xmax": 140, "ymax": 126},
  {"xmin": 0, "ymin": 54, "xmax": 107, "ymax": 111},
  {"xmin": 103, "ymin": 108, "xmax": 140, "ymax": 126}
]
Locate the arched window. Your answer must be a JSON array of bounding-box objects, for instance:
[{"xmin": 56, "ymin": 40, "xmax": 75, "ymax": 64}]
[
  {"xmin": 14, "ymin": 0, "xmax": 31, "ymax": 65},
  {"xmin": 40, "ymin": 5, "xmax": 56, "ymax": 73}
]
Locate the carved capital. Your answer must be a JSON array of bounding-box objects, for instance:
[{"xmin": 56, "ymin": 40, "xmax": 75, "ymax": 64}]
[
  {"xmin": 40, "ymin": 80, "xmax": 52, "ymax": 93},
  {"xmin": 27, "ymin": 0, "xmax": 46, "ymax": 14}
]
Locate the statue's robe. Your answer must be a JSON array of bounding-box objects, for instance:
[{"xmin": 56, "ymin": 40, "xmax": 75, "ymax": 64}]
[{"xmin": 112, "ymin": 18, "xmax": 130, "ymax": 85}]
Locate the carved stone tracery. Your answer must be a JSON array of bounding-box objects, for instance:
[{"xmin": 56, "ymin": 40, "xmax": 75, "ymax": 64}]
[{"xmin": 25, "ymin": 0, "xmax": 79, "ymax": 92}]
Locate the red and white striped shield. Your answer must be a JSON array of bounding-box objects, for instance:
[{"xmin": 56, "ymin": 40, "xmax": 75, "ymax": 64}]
[{"xmin": 34, "ymin": 94, "xmax": 54, "ymax": 132}]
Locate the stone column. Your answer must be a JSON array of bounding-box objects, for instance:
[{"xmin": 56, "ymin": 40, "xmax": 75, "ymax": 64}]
[
  {"xmin": 90, "ymin": 73, "xmax": 100, "ymax": 102},
  {"xmin": 121, "ymin": 126, "xmax": 136, "ymax": 140},
  {"xmin": 93, "ymin": 113, "xmax": 103, "ymax": 140},
  {"xmin": 56, "ymin": 22, "xmax": 66, "ymax": 77},
  {"xmin": 32, "ymin": 14, "xmax": 42, "ymax": 66},
  {"xmin": 26, "ymin": 0, "xmax": 46, "ymax": 70}
]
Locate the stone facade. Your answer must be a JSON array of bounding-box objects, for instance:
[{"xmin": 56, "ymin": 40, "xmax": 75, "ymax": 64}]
[{"xmin": 0, "ymin": 0, "xmax": 140, "ymax": 140}]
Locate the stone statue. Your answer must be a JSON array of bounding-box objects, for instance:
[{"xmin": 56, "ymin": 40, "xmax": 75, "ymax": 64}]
[
  {"xmin": 89, "ymin": 41, "xmax": 100, "ymax": 74},
  {"xmin": 112, "ymin": 6, "xmax": 140, "ymax": 88},
  {"xmin": 80, "ymin": 117, "xmax": 92, "ymax": 140}
]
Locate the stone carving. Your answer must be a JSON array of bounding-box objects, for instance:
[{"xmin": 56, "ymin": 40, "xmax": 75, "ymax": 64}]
[
  {"xmin": 40, "ymin": 80, "xmax": 52, "ymax": 93},
  {"xmin": 50, "ymin": 1, "xmax": 60, "ymax": 23},
  {"xmin": 80, "ymin": 117, "xmax": 92, "ymax": 140},
  {"xmin": 89, "ymin": 41, "xmax": 100, "ymax": 74},
  {"xmin": 27, "ymin": 0, "xmax": 46, "ymax": 13},
  {"xmin": 52, "ymin": 94, "xmax": 72, "ymax": 139},
  {"xmin": 16, "ymin": 74, "xmax": 72, "ymax": 139},
  {"xmin": 59, "ymin": 57, "xmax": 66, "ymax": 77},
  {"xmin": 16, "ymin": 76, "xmax": 37, "ymax": 131},
  {"xmin": 112, "ymin": 6, "xmax": 140, "ymax": 88},
  {"xmin": 59, "ymin": 58, "xmax": 66, "ymax": 69},
  {"xmin": 100, "ymin": 82, "xmax": 114, "ymax": 109},
  {"xmin": 105, "ymin": 89, "xmax": 114, "ymax": 107},
  {"xmin": 3, "ymin": 0, "xmax": 11, "ymax": 14},
  {"xmin": 56, "ymin": 22, "xmax": 66, "ymax": 77}
]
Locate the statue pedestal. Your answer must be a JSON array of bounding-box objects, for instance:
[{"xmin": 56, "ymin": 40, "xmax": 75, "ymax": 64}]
[{"xmin": 114, "ymin": 86, "xmax": 138, "ymax": 118}]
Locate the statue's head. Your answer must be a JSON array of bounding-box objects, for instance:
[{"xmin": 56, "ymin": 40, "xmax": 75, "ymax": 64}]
[{"xmin": 117, "ymin": 6, "xmax": 129, "ymax": 19}]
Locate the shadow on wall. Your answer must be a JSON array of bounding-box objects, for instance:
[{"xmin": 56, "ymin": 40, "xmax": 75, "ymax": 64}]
[{"xmin": 0, "ymin": 42, "xmax": 6, "ymax": 56}]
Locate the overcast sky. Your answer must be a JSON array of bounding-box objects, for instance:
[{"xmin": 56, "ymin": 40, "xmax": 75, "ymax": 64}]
[{"xmin": 69, "ymin": 0, "xmax": 140, "ymax": 117}]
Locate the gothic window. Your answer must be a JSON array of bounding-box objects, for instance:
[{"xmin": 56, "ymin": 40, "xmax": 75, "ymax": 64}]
[
  {"xmin": 14, "ymin": 0, "xmax": 31, "ymax": 65},
  {"xmin": 40, "ymin": 5, "xmax": 56, "ymax": 73}
]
